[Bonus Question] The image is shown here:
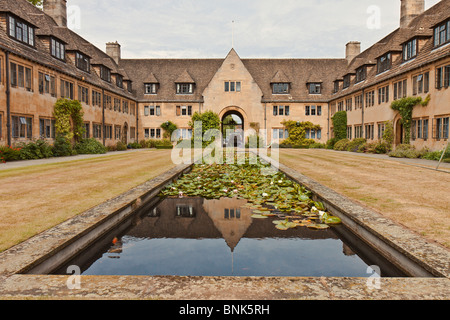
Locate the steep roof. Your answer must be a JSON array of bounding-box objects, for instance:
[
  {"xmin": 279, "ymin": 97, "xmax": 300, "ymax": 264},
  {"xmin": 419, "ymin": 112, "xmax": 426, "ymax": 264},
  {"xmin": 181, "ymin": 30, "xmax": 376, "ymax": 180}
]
[
  {"xmin": 120, "ymin": 59, "xmax": 224, "ymax": 102},
  {"xmin": 0, "ymin": 0, "xmax": 134, "ymax": 100},
  {"xmin": 331, "ymin": 0, "xmax": 450, "ymax": 101}
]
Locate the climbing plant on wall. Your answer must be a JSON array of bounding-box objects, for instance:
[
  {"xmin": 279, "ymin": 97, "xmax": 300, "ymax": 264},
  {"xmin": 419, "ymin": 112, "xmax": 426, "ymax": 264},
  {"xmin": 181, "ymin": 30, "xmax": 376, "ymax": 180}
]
[
  {"xmin": 161, "ymin": 121, "xmax": 178, "ymax": 139},
  {"xmin": 281, "ymin": 120, "xmax": 322, "ymax": 147},
  {"xmin": 331, "ymin": 111, "xmax": 347, "ymax": 141},
  {"xmin": 390, "ymin": 95, "xmax": 430, "ymax": 144},
  {"xmin": 53, "ymin": 99, "xmax": 85, "ymax": 143}
]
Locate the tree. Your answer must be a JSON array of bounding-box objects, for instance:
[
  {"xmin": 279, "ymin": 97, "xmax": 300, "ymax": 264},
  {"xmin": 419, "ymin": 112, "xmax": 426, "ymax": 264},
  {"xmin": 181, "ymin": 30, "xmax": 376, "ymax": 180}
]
[
  {"xmin": 189, "ymin": 110, "xmax": 221, "ymax": 147},
  {"xmin": 27, "ymin": 0, "xmax": 43, "ymax": 7}
]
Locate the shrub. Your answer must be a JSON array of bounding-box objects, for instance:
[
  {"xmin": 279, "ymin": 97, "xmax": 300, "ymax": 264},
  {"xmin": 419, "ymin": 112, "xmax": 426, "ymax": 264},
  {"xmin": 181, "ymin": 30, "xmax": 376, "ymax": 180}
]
[
  {"xmin": 388, "ymin": 144, "xmax": 427, "ymax": 159},
  {"xmin": 374, "ymin": 141, "xmax": 390, "ymax": 154},
  {"xmin": 128, "ymin": 142, "xmax": 142, "ymax": 149},
  {"xmin": 326, "ymin": 138, "xmax": 339, "ymax": 150},
  {"xmin": 75, "ymin": 138, "xmax": 107, "ymax": 154},
  {"xmin": 346, "ymin": 138, "xmax": 366, "ymax": 152},
  {"xmin": 309, "ymin": 142, "xmax": 326, "ymax": 149},
  {"xmin": 52, "ymin": 135, "xmax": 74, "ymax": 157},
  {"xmin": 155, "ymin": 139, "xmax": 173, "ymax": 149},
  {"xmin": 116, "ymin": 141, "xmax": 128, "ymax": 151},
  {"xmin": 140, "ymin": 139, "xmax": 159, "ymax": 148},
  {"xmin": 0, "ymin": 145, "xmax": 22, "ymax": 163},
  {"xmin": 333, "ymin": 139, "xmax": 350, "ymax": 151},
  {"xmin": 17, "ymin": 140, "xmax": 53, "ymax": 160}
]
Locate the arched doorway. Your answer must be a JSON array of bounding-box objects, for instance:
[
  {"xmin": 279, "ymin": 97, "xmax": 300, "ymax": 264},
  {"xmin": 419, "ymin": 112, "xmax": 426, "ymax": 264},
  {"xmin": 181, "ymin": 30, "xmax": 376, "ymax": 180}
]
[
  {"xmin": 221, "ymin": 110, "xmax": 244, "ymax": 147},
  {"xmin": 394, "ymin": 118, "xmax": 404, "ymax": 146}
]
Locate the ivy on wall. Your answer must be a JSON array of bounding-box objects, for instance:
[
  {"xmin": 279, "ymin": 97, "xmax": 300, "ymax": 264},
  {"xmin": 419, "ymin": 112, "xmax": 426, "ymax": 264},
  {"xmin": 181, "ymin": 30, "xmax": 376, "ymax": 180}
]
[
  {"xmin": 281, "ymin": 120, "xmax": 321, "ymax": 147},
  {"xmin": 161, "ymin": 121, "xmax": 178, "ymax": 139},
  {"xmin": 331, "ymin": 111, "xmax": 347, "ymax": 141},
  {"xmin": 53, "ymin": 99, "xmax": 85, "ymax": 143},
  {"xmin": 390, "ymin": 95, "xmax": 430, "ymax": 144}
]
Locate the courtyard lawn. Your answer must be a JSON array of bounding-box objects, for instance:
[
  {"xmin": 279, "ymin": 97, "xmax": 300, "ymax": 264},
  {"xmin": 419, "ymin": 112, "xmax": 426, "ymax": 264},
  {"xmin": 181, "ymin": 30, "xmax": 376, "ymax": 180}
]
[
  {"xmin": 279, "ymin": 149, "xmax": 450, "ymax": 249},
  {"xmin": 0, "ymin": 149, "xmax": 175, "ymax": 252}
]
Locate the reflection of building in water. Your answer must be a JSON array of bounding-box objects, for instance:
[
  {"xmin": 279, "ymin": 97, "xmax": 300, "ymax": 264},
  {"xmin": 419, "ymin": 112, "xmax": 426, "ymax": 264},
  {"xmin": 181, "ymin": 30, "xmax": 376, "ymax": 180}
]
[
  {"xmin": 202, "ymin": 197, "xmax": 253, "ymax": 252},
  {"xmin": 343, "ymin": 243, "xmax": 356, "ymax": 256}
]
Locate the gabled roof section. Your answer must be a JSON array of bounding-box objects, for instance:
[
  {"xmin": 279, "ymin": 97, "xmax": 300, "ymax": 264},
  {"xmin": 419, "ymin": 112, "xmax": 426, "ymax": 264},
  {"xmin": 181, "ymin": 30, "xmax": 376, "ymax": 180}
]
[
  {"xmin": 270, "ymin": 70, "xmax": 291, "ymax": 83},
  {"xmin": 175, "ymin": 69, "xmax": 196, "ymax": 83},
  {"xmin": 144, "ymin": 73, "xmax": 159, "ymax": 84}
]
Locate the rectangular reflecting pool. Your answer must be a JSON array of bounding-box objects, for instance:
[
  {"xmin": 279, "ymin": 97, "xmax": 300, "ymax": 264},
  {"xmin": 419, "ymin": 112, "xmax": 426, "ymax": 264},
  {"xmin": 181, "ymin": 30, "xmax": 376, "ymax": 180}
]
[{"xmin": 54, "ymin": 196, "xmax": 408, "ymax": 278}]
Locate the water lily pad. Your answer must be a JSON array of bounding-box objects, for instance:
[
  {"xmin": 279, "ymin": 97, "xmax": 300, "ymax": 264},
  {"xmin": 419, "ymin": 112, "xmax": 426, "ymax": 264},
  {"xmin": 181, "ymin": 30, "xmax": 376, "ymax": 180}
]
[
  {"xmin": 324, "ymin": 215, "xmax": 342, "ymax": 225},
  {"xmin": 251, "ymin": 214, "xmax": 268, "ymax": 219},
  {"xmin": 308, "ymin": 223, "xmax": 330, "ymax": 230}
]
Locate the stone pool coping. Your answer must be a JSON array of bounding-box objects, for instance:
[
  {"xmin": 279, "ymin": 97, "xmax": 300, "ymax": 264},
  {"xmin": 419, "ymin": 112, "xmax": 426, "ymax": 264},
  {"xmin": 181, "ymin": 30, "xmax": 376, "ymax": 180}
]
[{"xmin": 0, "ymin": 157, "xmax": 449, "ymax": 300}]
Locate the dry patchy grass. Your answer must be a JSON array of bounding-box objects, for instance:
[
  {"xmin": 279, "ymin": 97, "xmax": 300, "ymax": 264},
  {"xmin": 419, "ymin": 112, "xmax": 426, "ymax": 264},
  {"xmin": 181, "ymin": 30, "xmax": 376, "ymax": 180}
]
[
  {"xmin": 279, "ymin": 149, "xmax": 450, "ymax": 249},
  {"xmin": 0, "ymin": 150, "xmax": 175, "ymax": 252}
]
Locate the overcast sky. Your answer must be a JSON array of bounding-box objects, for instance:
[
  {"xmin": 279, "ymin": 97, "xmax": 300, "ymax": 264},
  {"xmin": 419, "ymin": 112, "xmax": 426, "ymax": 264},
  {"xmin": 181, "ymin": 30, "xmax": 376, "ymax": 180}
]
[{"xmin": 67, "ymin": 0, "xmax": 441, "ymax": 59}]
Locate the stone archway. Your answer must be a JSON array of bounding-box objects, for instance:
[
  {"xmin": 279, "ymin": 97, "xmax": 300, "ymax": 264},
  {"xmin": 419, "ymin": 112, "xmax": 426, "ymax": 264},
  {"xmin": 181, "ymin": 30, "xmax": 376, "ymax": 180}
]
[
  {"xmin": 393, "ymin": 115, "xmax": 404, "ymax": 146},
  {"xmin": 219, "ymin": 107, "xmax": 247, "ymax": 147}
]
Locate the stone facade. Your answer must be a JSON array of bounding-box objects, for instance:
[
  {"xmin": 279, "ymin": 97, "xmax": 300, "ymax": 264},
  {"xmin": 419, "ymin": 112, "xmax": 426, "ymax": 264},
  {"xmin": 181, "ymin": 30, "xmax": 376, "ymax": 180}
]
[{"xmin": 0, "ymin": 0, "xmax": 449, "ymax": 150}]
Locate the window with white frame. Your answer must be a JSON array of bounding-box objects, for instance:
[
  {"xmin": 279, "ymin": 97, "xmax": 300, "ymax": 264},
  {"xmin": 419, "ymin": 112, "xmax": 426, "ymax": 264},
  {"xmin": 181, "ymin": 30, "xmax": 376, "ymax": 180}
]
[
  {"xmin": 176, "ymin": 83, "xmax": 193, "ymax": 94},
  {"xmin": 403, "ymin": 38, "xmax": 417, "ymax": 61},
  {"xmin": 413, "ymin": 72, "xmax": 429, "ymax": 95},
  {"xmin": 306, "ymin": 128, "xmax": 322, "ymax": 140},
  {"xmin": 145, "ymin": 83, "xmax": 158, "ymax": 94},
  {"xmin": 225, "ymin": 81, "xmax": 242, "ymax": 92},
  {"xmin": 51, "ymin": 38, "xmax": 65, "ymax": 61},
  {"xmin": 273, "ymin": 105, "xmax": 290, "ymax": 116},
  {"xmin": 272, "ymin": 128, "xmax": 289, "ymax": 141}
]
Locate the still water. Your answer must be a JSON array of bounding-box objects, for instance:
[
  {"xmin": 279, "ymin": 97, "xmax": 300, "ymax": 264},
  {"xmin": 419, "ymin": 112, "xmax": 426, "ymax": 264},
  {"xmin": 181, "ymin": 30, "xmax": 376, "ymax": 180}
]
[{"xmin": 59, "ymin": 197, "xmax": 407, "ymax": 277}]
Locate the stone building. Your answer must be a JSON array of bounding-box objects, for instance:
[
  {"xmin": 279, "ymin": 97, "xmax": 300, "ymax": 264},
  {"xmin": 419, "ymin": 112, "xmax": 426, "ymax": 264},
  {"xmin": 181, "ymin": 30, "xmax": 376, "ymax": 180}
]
[{"xmin": 0, "ymin": 0, "xmax": 449, "ymax": 150}]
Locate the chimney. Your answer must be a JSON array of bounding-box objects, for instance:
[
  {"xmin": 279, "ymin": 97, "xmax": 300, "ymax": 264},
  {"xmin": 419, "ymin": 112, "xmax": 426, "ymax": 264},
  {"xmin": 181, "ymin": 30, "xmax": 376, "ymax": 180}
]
[
  {"xmin": 400, "ymin": 0, "xmax": 425, "ymax": 28},
  {"xmin": 43, "ymin": 0, "xmax": 67, "ymax": 27},
  {"xmin": 106, "ymin": 42, "xmax": 121, "ymax": 65},
  {"xmin": 346, "ymin": 41, "xmax": 361, "ymax": 63}
]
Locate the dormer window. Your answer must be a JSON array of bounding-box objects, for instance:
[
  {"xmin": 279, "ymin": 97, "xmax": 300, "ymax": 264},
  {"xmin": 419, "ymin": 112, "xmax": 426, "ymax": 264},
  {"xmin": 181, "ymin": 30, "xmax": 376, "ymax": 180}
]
[
  {"xmin": 145, "ymin": 83, "xmax": 158, "ymax": 94},
  {"xmin": 176, "ymin": 83, "xmax": 194, "ymax": 94},
  {"xmin": 403, "ymin": 38, "xmax": 417, "ymax": 61},
  {"xmin": 75, "ymin": 52, "xmax": 90, "ymax": 73},
  {"xmin": 377, "ymin": 53, "xmax": 392, "ymax": 74},
  {"xmin": 100, "ymin": 66, "xmax": 111, "ymax": 82},
  {"xmin": 8, "ymin": 15, "xmax": 35, "ymax": 47},
  {"xmin": 333, "ymin": 81, "xmax": 340, "ymax": 93},
  {"xmin": 272, "ymin": 83, "xmax": 289, "ymax": 94},
  {"xmin": 434, "ymin": 19, "xmax": 450, "ymax": 48},
  {"xmin": 51, "ymin": 38, "xmax": 65, "ymax": 61},
  {"xmin": 116, "ymin": 74, "xmax": 123, "ymax": 88},
  {"xmin": 308, "ymin": 83, "xmax": 322, "ymax": 94},
  {"xmin": 355, "ymin": 66, "xmax": 366, "ymax": 83},
  {"xmin": 343, "ymin": 75, "xmax": 351, "ymax": 89}
]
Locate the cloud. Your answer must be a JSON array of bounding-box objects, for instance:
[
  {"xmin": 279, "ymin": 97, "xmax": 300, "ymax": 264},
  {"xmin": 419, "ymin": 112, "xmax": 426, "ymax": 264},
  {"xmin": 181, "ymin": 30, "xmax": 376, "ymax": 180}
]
[{"xmin": 68, "ymin": 0, "xmax": 443, "ymax": 59}]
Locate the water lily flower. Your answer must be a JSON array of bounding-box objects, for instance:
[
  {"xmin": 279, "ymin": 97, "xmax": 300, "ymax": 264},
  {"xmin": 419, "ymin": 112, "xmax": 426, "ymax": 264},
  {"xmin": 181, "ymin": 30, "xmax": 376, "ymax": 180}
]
[
  {"xmin": 270, "ymin": 182, "xmax": 274, "ymax": 185},
  {"xmin": 233, "ymin": 189, "xmax": 238, "ymax": 193},
  {"xmin": 319, "ymin": 210, "xmax": 326, "ymax": 218},
  {"xmin": 223, "ymin": 189, "xmax": 228, "ymax": 193},
  {"xmin": 278, "ymin": 180, "xmax": 283, "ymax": 183},
  {"xmin": 262, "ymin": 193, "xmax": 268, "ymax": 197}
]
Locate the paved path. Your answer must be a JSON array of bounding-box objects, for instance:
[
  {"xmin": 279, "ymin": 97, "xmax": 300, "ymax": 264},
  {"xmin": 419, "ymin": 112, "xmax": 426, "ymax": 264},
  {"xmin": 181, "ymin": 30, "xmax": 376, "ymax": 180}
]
[
  {"xmin": 0, "ymin": 149, "xmax": 143, "ymax": 171},
  {"xmin": 322, "ymin": 149, "xmax": 450, "ymax": 172},
  {"xmin": 1, "ymin": 148, "xmax": 449, "ymax": 173}
]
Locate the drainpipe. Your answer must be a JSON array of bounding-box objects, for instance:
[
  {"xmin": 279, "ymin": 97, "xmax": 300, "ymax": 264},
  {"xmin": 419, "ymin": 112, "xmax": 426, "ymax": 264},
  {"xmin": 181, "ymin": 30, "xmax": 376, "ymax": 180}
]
[
  {"xmin": 102, "ymin": 89, "xmax": 105, "ymax": 146},
  {"xmin": 136, "ymin": 102, "xmax": 139, "ymax": 142},
  {"xmin": 361, "ymin": 89, "xmax": 365, "ymax": 138},
  {"xmin": 264, "ymin": 102, "xmax": 267, "ymax": 146},
  {"xmin": 5, "ymin": 51, "xmax": 11, "ymax": 146},
  {"xmin": 327, "ymin": 103, "xmax": 330, "ymax": 141}
]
